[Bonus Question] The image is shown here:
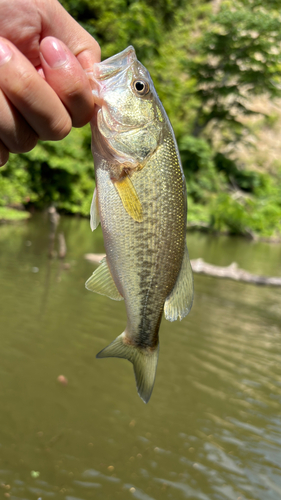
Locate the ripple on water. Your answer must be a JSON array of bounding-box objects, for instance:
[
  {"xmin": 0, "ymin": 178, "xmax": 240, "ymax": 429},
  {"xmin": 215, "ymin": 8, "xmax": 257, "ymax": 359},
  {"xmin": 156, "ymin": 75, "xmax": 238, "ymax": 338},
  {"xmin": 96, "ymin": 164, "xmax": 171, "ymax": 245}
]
[{"xmin": 1, "ymin": 219, "xmax": 281, "ymax": 500}]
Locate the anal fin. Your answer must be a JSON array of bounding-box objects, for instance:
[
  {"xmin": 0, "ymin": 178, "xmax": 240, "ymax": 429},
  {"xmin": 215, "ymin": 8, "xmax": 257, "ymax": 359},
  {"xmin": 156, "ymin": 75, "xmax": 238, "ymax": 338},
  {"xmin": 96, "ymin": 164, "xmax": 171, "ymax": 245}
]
[
  {"xmin": 114, "ymin": 176, "xmax": 143, "ymax": 222},
  {"xmin": 85, "ymin": 257, "xmax": 123, "ymax": 301},
  {"xmin": 164, "ymin": 243, "xmax": 194, "ymax": 321}
]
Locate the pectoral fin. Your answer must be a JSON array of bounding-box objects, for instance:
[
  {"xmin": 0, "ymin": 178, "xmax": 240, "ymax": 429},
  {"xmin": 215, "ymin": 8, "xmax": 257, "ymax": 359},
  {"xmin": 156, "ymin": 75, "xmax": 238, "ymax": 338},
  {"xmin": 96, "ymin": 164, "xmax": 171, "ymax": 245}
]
[
  {"xmin": 90, "ymin": 188, "xmax": 100, "ymax": 231},
  {"xmin": 164, "ymin": 243, "xmax": 194, "ymax": 321},
  {"xmin": 114, "ymin": 176, "xmax": 143, "ymax": 222},
  {"xmin": 85, "ymin": 257, "xmax": 123, "ymax": 301}
]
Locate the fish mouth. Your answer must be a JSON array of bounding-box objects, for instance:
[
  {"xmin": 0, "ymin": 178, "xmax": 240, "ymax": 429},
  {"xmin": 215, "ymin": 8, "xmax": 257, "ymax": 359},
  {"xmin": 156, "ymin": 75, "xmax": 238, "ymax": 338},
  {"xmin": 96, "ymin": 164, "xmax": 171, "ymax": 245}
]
[
  {"xmin": 93, "ymin": 46, "xmax": 136, "ymax": 81},
  {"xmin": 87, "ymin": 46, "xmax": 136, "ymax": 105},
  {"xmin": 88, "ymin": 46, "xmax": 142, "ymax": 133}
]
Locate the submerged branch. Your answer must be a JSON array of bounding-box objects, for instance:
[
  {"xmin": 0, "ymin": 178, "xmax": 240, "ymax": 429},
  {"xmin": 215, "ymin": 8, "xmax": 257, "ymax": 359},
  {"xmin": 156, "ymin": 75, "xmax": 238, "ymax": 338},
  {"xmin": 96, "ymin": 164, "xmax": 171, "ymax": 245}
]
[
  {"xmin": 191, "ymin": 259, "xmax": 281, "ymax": 286},
  {"xmin": 85, "ymin": 254, "xmax": 281, "ymax": 287}
]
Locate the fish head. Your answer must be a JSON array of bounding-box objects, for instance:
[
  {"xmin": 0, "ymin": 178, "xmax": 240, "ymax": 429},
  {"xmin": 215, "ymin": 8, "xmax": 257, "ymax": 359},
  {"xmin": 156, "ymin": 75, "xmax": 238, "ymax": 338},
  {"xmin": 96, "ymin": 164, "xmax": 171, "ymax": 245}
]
[{"xmin": 90, "ymin": 46, "xmax": 165, "ymax": 166}]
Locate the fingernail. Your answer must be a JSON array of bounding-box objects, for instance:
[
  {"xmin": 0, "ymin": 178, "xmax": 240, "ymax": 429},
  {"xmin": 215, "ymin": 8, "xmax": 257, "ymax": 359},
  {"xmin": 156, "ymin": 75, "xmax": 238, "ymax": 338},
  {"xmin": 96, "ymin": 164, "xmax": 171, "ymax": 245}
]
[
  {"xmin": 0, "ymin": 40, "xmax": 12, "ymax": 65},
  {"xmin": 41, "ymin": 37, "xmax": 68, "ymax": 68}
]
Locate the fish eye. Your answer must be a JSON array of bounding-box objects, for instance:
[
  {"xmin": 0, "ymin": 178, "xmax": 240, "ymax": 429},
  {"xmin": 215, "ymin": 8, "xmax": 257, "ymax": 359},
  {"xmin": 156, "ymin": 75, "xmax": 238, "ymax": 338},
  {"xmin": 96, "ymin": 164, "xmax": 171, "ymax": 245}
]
[{"xmin": 132, "ymin": 79, "xmax": 150, "ymax": 96}]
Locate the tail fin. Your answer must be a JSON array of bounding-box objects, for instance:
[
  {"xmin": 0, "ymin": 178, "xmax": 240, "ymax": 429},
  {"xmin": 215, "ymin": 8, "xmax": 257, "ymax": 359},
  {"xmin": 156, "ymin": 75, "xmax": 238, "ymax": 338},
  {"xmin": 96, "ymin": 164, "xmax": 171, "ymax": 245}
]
[{"xmin": 96, "ymin": 333, "xmax": 159, "ymax": 404}]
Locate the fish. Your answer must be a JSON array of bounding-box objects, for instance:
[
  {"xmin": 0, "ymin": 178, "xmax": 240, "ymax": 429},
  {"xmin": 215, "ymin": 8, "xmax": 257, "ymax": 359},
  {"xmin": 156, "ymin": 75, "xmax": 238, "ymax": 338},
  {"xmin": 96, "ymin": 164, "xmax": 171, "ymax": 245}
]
[{"xmin": 86, "ymin": 46, "xmax": 194, "ymax": 403}]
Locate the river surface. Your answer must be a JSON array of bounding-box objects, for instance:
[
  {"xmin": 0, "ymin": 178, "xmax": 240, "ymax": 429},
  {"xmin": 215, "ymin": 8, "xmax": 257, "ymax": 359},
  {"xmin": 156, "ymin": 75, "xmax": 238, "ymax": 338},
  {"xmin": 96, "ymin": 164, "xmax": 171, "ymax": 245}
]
[{"xmin": 0, "ymin": 214, "xmax": 281, "ymax": 500}]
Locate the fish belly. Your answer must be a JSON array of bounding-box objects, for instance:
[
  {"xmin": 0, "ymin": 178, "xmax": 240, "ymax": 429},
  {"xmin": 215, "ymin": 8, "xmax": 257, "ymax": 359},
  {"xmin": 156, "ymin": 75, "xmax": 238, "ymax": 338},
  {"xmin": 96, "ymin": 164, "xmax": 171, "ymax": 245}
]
[{"xmin": 95, "ymin": 134, "xmax": 186, "ymax": 348}]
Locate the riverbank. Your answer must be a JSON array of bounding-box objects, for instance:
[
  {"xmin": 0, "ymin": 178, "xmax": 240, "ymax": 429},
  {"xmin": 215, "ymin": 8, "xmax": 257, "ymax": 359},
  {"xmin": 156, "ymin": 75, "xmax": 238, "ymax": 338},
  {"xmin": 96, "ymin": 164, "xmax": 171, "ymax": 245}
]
[
  {"xmin": 2, "ymin": 204, "xmax": 280, "ymax": 244},
  {"xmin": 0, "ymin": 207, "xmax": 30, "ymax": 223}
]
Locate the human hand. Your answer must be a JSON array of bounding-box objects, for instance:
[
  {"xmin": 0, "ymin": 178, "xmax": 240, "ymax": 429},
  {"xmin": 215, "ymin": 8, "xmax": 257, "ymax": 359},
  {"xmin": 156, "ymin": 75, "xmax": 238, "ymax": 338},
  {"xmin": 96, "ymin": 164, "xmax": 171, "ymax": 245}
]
[{"xmin": 0, "ymin": 0, "xmax": 101, "ymax": 166}]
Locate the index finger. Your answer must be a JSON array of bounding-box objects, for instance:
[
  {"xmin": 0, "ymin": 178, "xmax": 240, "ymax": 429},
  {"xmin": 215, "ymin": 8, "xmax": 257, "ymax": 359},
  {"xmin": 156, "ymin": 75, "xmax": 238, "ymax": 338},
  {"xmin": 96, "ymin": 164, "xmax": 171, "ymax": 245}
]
[
  {"xmin": 0, "ymin": 38, "xmax": 72, "ymax": 141},
  {"xmin": 41, "ymin": 0, "xmax": 101, "ymax": 70}
]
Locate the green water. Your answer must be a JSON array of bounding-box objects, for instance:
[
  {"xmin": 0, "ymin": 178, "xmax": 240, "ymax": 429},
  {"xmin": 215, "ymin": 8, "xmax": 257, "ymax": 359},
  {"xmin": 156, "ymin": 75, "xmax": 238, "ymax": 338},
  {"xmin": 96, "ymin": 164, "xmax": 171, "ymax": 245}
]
[{"xmin": 0, "ymin": 214, "xmax": 281, "ymax": 500}]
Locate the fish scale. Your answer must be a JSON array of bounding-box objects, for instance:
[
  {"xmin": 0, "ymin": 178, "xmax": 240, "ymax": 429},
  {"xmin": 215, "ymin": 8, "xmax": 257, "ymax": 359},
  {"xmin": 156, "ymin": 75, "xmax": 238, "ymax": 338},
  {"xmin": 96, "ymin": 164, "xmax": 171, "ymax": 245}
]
[
  {"xmin": 86, "ymin": 46, "xmax": 193, "ymax": 403},
  {"xmin": 97, "ymin": 137, "xmax": 185, "ymax": 343}
]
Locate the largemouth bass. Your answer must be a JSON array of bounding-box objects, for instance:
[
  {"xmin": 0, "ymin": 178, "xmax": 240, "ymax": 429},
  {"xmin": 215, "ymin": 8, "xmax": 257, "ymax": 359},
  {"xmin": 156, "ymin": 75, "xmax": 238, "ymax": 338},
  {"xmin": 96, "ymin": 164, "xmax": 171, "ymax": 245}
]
[{"xmin": 86, "ymin": 46, "xmax": 193, "ymax": 403}]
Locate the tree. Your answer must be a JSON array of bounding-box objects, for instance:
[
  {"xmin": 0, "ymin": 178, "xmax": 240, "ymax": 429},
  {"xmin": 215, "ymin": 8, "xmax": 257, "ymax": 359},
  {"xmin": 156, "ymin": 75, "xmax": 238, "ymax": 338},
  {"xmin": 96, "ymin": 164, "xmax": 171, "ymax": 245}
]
[{"xmin": 188, "ymin": 4, "xmax": 281, "ymax": 144}]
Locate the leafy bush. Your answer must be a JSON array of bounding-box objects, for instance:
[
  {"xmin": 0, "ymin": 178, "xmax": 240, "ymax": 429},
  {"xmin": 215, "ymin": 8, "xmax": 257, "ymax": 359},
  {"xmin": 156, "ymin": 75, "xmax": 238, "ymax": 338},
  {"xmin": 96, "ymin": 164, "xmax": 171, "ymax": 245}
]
[{"xmin": 2, "ymin": 127, "xmax": 95, "ymax": 216}]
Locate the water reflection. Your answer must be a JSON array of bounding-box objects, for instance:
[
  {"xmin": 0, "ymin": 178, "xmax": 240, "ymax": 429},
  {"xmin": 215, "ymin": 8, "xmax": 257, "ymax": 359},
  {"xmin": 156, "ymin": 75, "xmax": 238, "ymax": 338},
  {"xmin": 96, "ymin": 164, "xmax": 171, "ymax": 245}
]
[{"xmin": 0, "ymin": 214, "xmax": 280, "ymax": 500}]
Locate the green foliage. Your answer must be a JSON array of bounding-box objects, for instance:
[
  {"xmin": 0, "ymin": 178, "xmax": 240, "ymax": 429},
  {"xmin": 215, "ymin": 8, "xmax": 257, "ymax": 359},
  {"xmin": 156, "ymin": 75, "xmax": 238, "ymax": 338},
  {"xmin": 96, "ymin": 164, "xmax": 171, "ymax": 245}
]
[
  {"xmin": 210, "ymin": 193, "xmax": 250, "ymax": 235},
  {"xmin": 215, "ymin": 153, "xmax": 266, "ymax": 192},
  {"xmin": 3, "ymin": 127, "xmax": 95, "ymax": 216},
  {"xmin": 0, "ymin": 157, "xmax": 34, "ymax": 207},
  {"xmin": 209, "ymin": 190, "xmax": 281, "ymax": 238},
  {"xmin": 0, "ymin": 207, "xmax": 30, "ymax": 222},
  {"xmin": 1, "ymin": 0, "xmax": 281, "ymax": 239},
  {"xmin": 179, "ymin": 136, "xmax": 226, "ymax": 203},
  {"xmin": 60, "ymin": 0, "xmax": 171, "ymax": 60},
  {"xmin": 188, "ymin": 4, "xmax": 281, "ymax": 141}
]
